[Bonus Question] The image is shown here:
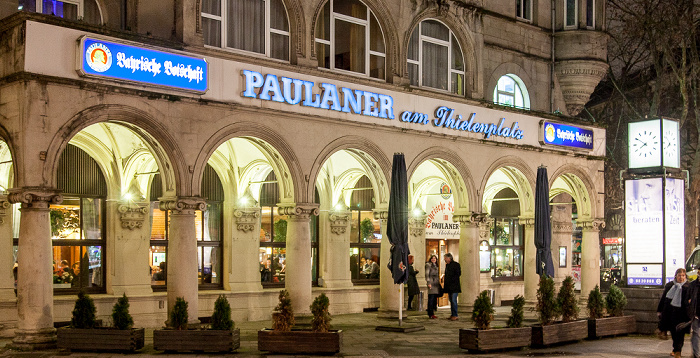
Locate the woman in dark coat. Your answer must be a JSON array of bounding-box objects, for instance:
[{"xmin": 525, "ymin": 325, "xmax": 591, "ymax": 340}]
[
  {"xmin": 657, "ymin": 268, "xmax": 689, "ymax": 358},
  {"xmin": 425, "ymin": 255, "xmax": 440, "ymax": 319},
  {"xmin": 406, "ymin": 255, "xmax": 419, "ymax": 310}
]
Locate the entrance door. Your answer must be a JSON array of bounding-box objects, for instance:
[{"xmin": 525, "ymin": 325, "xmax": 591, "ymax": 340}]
[{"xmin": 426, "ymin": 239, "xmax": 449, "ymax": 306}]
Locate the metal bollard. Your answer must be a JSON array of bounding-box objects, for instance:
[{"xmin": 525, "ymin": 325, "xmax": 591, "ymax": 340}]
[
  {"xmin": 418, "ymin": 291, "xmax": 424, "ymax": 311},
  {"xmin": 487, "ymin": 289, "xmax": 496, "ymax": 305}
]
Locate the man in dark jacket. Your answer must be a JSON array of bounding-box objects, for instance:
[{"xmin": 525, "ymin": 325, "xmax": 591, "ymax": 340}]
[
  {"xmin": 684, "ymin": 277, "xmax": 700, "ymax": 357},
  {"xmin": 443, "ymin": 253, "xmax": 461, "ymax": 321}
]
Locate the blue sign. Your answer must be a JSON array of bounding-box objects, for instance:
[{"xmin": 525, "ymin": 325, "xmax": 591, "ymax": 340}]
[
  {"xmin": 542, "ymin": 121, "xmax": 593, "ymax": 149},
  {"xmin": 79, "ymin": 37, "xmax": 207, "ymax": 93},
  {"xmin": 627, "ymin": 277, "xmax": 662, "ymax": 285}
]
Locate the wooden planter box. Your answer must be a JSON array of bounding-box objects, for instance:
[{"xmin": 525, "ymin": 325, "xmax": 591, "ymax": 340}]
[
  {"xmin": 532, "ymin": 320, "xmax": 588, "ymax": 346},
  {"xmin": 588, "ymin": 315, "xmax": 636, "ymax": 338},
  {"xmin": 153, "ymin": 328, "xmax": 240, "ymax": 352},
  {"xmin": 258, "ymin": 329, "xmax": 342, "ymax": 354},
  {"xmin": 57, "ymin": 327, "xmax": 144, "ymax": 352},
  {"xmin": 459, "ymin": 327, "xmax": 532, "ymax": 352}
]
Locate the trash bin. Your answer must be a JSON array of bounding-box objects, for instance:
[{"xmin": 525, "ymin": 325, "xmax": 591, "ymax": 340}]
[
  {"xmin": 487, "ymin": 289, "xmax": 495, "ymax": 305},
  {"xmin": 418, "ymin": 291, "xmax": 424, "ymax": 311}
]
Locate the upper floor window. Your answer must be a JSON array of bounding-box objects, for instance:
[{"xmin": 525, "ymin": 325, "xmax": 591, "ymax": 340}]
[
  {"xmin": 202, "ymin": 0, "xmax": 290, "ymax": 61},
  {"xmin": 408, "ymin": 20, "xmax": 464, "ymax": 95},
  {"xmin": 565, "ymin": 0, "xmax": 577, "ymax": 28},
  {"xmin": 516, "ymin": 0, "xmax": 532, "ymax": 21},
  {"xmin": 586, "ymin": 0, "xmax": 595, "ymax": 28},
  {"xmin": 315, "ymin": 0, "xmax": 386, "ymax": 79},
  {"xmin": 19, "ymin": 0, "xmax": 102, "ymax": 24},
  {"xmin": 494, "ymin": 74, "xmax": 530, "ymax": 110}
]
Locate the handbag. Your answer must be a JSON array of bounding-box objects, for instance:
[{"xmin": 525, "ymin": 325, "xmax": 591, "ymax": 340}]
[{"xmin": 438, "ymin": 284, "xmax": 444, "ymax": 296}]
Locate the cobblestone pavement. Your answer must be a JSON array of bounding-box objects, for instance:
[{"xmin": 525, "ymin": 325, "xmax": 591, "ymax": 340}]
[{"xmin": 0, "ymin": 307, "xmax": 686, "ymax": 357}]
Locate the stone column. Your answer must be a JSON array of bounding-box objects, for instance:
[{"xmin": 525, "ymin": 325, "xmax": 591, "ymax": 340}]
[
  {"xmin": 228, "ymin": 206, "xmax": 261, "ymax": 292},
  {"xmin": 8, "ymin": 188, "xmax": 62, "ymax": 349},
  {"xmin": 454, "ymin": 213, "xmax": 491, "ymax": 310},
  {"xmin": 0, "ymin": 196, "xmax": 15, "ymax": 301},
  {"xmin": 520, "ymin": 216, "xmax": 537, "ymax": 304},
  {"xmin": 280, "ymin": 204, "xmax": 319, "ymax": 316},
  {"xmin": 110, "ymin": 201, "xmax": 152, "ymax": 296},
  {"xmin": 322, "ymin": 210, "xmax": 352, "ymax": 288},
  {"xmin": 550, "ymin": 199, "xmax": 573, "ymax": 286},
  {"xmin": 580, "ymin": 219, "xmax": 604, "ymax": 300},
  {"xmin": 408, "ymin": 213, "xmax": 427, "ymax": 291},
  {"xmin": 376, "ymin": 210, "xmax": 400, "ymax": 316},
  {"xmin": 160, "ymin": 197, "xmax": 206, "ymax": 325}
]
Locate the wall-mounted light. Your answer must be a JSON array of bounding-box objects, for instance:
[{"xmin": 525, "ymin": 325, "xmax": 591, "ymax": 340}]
[
  {"xmin": 412, "ymin": 202, "xmax": 425, "ymax": 217},
  {"xmin": 238, "ymin": 185, "xmax": 258, "ymax": 207}
]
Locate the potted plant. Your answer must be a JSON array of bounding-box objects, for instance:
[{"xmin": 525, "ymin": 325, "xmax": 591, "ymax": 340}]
[
  {"xmin": 460, "ymin": 292, "xmax": 531, "ymax": 352},
  {"xmin": 532, "ymin": 275, "xmax": 588, "ymax": 346},
  {"xmin": 589, "ymin": 284, "xmax": 636, "ymax": 338},
  {"xmin": 57, "ymin": 292, "xmax": 145, "ymax": 352},
  {"xmin": 153, "ymin": 295, "xmax": 239, "ymax": 352},
  {"xmin": 259, "ymin": 291, "xmax": 342, "ymax": 354}
]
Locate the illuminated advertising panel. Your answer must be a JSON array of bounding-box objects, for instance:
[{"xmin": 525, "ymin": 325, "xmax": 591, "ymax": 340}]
[
  {"xmin": 665, "ymin": 178, "xmax": 685, "ymax": 282},
  {"xmin": 625, "ymin": 178, "xmax": 664, "ymax": 285},
  {"xmin": 541, "ymin": 121, "xmax": 594, "ymax": 150}
]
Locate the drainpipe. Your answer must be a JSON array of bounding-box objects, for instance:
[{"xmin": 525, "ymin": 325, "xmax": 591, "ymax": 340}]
[{"xmin": 551, "ymin": 0, "xmax": 556, "ymax": 113}]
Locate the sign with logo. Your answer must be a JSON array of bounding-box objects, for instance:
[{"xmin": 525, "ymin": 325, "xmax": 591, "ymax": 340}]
[
  {"xmin": 424, "ymin": 199, "xmax": 459, "ymax": 240},
  {"xmin": 78, "ymin": 36, "xmax": 208, "ymax": 93},
  {"xmin": 541, "ymin": 121, "xmax": 593, "ymax": 150}
]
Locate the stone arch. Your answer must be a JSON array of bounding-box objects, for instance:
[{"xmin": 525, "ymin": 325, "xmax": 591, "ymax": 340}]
[
  {"xmin": 43, "ymin": 105, "xmax": 181, "ymax": 197},
  {"xmin": 404, "ymin": 7, "xmax": 480, "ymax": 96},
  {"xmin": 549, "ymin": 164, "xmax": 598, "ymax": 220},
  {"xmin": 480, "ymin": 156, "xmax": 536, "ymax": 216},
  {"xmin": 67, "ymin": 130, "xmax": 123, "ymax": 199},
  {"xmin": 309, "ymin": 135, "xmax": 391, "ymax": 209},
  {"xmin": 309, "ymin": 0, "xmax": 400, "ymax": 80},
  {"xmin": 407, "ymin": 147, "xmax": 477, "ymax": 212},
  {"xmin": 279, "ymin": 0, "xmax": 307, "ymax": 62},
  {"xmin": 486, "ymin": 62, "xmax": 534, "ymax": 108},
  {"xmin": 193, "ymin": 121, "xmax": 302, "ymax": 204},
  {"xmin": 0, "ymin": 125, "xmax": 17, "ymax": 191}
]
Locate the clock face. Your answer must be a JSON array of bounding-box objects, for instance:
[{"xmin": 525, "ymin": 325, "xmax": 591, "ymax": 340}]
[
  {"xmin": 662, "ymin": 119, "xmax": 680, "ymax": 168},
  {"xmin": 628, "ymin": 120, "xmax": 662, "ymax": 169}
]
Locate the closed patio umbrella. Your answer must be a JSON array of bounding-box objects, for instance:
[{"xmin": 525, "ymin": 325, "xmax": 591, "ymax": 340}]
[
  {"xmin": 535, "ymin": 165, "xmax": 555, "ymax": 277},
  {"xmin": 387, "ymin": 153, "xmax": 410, "ymax": 324}
]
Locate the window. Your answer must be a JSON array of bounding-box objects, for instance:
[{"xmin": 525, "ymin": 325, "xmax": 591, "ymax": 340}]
[
  {"xmin": 149, "ymin": 165, "xmax": 224, "ymax": 290},
  {"xmin": 315, "ymin": 0, "xmax": 386, "ymax": 79},
  {"xmin": 493, "ymin": 74, "xmax": 530, "ymax": 110},
  {"xmin": 586, "ymin": 0, "xmax": 595, "ymax": 28},
  {"xmin": 490, "ymin": 218, "xmax": 523, "ymax": 280},
  {"xmin": 516, "ymin": 0, "xmax": 532, "ymax": 21},
  {"xmin": 408, "ymin": 20, "xmax": 464, "ymax": 95},
  {"xmin": 202, "ymin": 0, "xmax": 290, "ymax": 61},
  {"xmin": 348, "ymin": 176, "xmax": 381, "ymax": 283},
  {"xmin": 18, "ymin": 0, "xmax": 102, "ymax": 24},
  {"xmin": 565, "ymin": 0, "xmax": 577, "ymax": 28},
  {"xmin": 258, "ymin": 171, "xmax": 319, "ymax": 287}
]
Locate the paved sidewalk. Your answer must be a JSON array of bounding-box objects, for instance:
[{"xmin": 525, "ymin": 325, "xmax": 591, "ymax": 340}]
[{"xmin": 0, "ymin": 307, "xmax": 686, "ymax": 357}]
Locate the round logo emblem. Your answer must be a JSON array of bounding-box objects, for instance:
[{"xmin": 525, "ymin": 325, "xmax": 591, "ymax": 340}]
[
  {"xmin": 85, "ymin": 42, "xmax": 112, "ymax": 73},
  {"xmin": 545, "ymin": 123, "xmax": 556, "ymax": 143},
  {"xmin": 440, "ymin": 183, "xmax": 452, "ymax": 200}
]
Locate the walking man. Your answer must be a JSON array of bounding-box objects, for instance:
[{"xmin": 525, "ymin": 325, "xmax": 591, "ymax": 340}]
[
  {"xmin": 684, "ymin": 274, "xmax": 700, "ymax": 357},
  {"xmin": 443, "ymin": 253, "xmax": 461, "ymax": 321}
]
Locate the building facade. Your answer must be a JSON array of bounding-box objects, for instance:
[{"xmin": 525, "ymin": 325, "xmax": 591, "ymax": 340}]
[{"xmin": 0, "ymin": 0, "xmax": 607, "ymax": 348}]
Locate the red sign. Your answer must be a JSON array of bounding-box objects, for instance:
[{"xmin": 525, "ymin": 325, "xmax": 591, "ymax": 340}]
[{"xmin": 603, "ymin": 237, "xmax": 622, "ymax": 245}]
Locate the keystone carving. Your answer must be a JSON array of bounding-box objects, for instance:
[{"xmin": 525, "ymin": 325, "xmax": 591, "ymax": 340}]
[
  {"xmin": 233, "ymin": 208, "xmax": 260, "ymax": 232},
  {"xmin": 277, "ymin": 203, "xmax": 319, "ymax": 220},
  {"xmin": 118, "ymin": 204, "xmax": 148, "ymax": 230},
  {"xmin": 7, "ymin": 187, "xmax": 63, "ymax": 209},
  {"xmin": 329, "ymin": 211, "xmax": 350, "ymax": 235},
  {"xmin": 159, "ymin": 197, "xmax": 207, "ymax": 213}
]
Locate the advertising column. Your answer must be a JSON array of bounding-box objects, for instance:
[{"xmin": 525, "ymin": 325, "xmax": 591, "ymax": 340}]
[{"xmin": 625, "ymin": 178, "xmax": 664, "ymax": 285}]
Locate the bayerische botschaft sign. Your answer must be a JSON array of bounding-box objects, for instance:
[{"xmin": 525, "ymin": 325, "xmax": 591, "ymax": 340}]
[{"xmin": 541, "ymin": 121, "xmax": 594, "ymax": 150}]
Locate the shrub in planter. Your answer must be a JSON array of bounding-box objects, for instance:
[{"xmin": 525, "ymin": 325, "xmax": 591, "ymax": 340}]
[
  {"xmin": 211, "ymin": 295, "xmax": 234, "ymax": 331},
  {"xmin": 273, "ymin": 289, "xmax": 295, "ymax": 331},
  {"xmin": 112, "ymin": 294, "xmax": 133, "ymax": 330},
  {"xmin": 170, "ymin": 297, "xmax": 189, "ymax": 330},
  {"xmin": 311, "ymin": 293, "xmax": 331, "ymax": 332},
  {"xmin": 606, "ymin": 284, "xmax": 628, "ymax": 316},
  {"xmin": 71, "ymin": 291, "xmax": 97, "ymax": 328},
  {"xmin": 558, "ymin": 276, "xmax": 579, "ymax": 322},
  {"xmin": 507, "ymin": 295, "xmax": 526, "ymax": 328},
  {"xmin": 472, "ymin": 290, "xmax": 494, "ymax": 330},
  {"xmin": 587, "ymin": 285, "xmax": 606, "ymax": 319},
  {"xmin": 536, "ymin": 275, "xmax": 559, "ymax": 325}
]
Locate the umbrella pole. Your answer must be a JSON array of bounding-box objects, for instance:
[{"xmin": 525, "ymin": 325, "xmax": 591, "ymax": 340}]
[{"xmin": 399, "ymin": 284, "xmax": 403, "ymax": 326}]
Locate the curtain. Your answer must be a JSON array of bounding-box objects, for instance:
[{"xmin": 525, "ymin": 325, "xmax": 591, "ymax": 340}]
[{"xmin": 227, "ymin": 0, "xmax": 264, "ymax": 53}]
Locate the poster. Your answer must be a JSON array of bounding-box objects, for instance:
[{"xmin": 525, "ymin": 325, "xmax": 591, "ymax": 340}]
[
  {"xmin": 665, "ymin": 178, "xmax": 685, "ymax": 283},
  {"xmin": 424, "ymin": 183, "xmax": 460, "ymax": 239},
  {"xmin": 625, "ymin": 178, "xmax": 664, "ymax": 285}
]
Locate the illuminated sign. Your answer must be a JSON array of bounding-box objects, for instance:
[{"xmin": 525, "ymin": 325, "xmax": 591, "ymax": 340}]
[
  {"xmin": 78, "ymin": 37, "xmax": 208, "ymax": 93},
  {"xmin": 425, "ymin": 200, "xmax": 459, "ymax": 240},
  {"xmin": 602, "ymin": 237, "xmax": 623, "ymax": 245},
  {"xmin": 541, "ymin": 121, "xmax": 593, "ymax": 150},
  {"xmin": 401, "ymin": 107, "xmax": 524, "ymax": 140}
]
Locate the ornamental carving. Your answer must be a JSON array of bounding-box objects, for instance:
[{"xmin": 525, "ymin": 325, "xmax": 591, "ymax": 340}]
[
  {"xmin": 277, "ymin": 203, "xmax": 319, "ymax": 220},
  {"xmin": 117, "ymin": 203, "xmax": 148, "ymax": 230},
  {"xmin": 373, "ymin": 210, "xmax": 389, "ymax": 221},
  {"xmin": 520, "ymin": 217, "xmax": 536, "ymax": 228},
  {"xmin": 0, "ymin": 198, "xmax": 10, "ymax": 224},
  {"xmin": 7, "ymin": 187, "xmax": 62, "ymax": 209},
  {"xmin": 329, "ymin": 211, "xmax": 350, "ymax": 235},
  {"xmin": 233, "ymin": 208, "xmax": 260, "ymax": 233},
  {"xmin": 551, "ymin": 220, "xmax": 573, "ymax": 233},
  {"xmin": 159, "ymin": 197, "xmax": 207, "ymax": 213},
  {"xmin": 409, "ymin": 216, "xmax": 426, "ymax": 237},
  {"xmin": 580, "ymin": 219, "xmax": 605, "ymax": 232}
]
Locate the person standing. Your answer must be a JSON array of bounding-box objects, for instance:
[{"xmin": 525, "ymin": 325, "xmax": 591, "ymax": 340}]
[
  {"xmin": 443, "ymin": 253, "xmax": 461, "ymax": 321},
  {"xmin": 406, "ymin": 255, "xmax": 419, "ymax": 310},
  {"xmin": 425, "ymin": 255, "xmax": 440, "ymax": 319},
  {"xmin": 657, "ymin": 268, "xmax": 689, "ymax": 358},
  {"xmin": 684, "ymin": 268, "xmax": 700, "ymax": 358}
]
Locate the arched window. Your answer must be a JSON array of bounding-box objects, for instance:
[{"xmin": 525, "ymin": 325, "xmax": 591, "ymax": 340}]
[
  {"xmin": 202, "ymin": 0, "xmax": 290, "ymax": 61},
  {"xmin": 315, "ymin": 0, "xmax": 386, "ymax": 79},
  {"xmin": 408, "ymin": 20, "xmax": 464, "ymax": 95},
  {"xmin": 348, "ymin": 176, "xmax": 381, "ymax": 283},
  {"xmin": 489, "ymin": 188, "xmax": 523, "ymax": 281},
  {"xmin": 19, "ymin": 0, "xmax": 102, "ymax": 24},
  {"xmin": 493, "ymin": 74, "xmax": 530, "ymax": 110}
]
